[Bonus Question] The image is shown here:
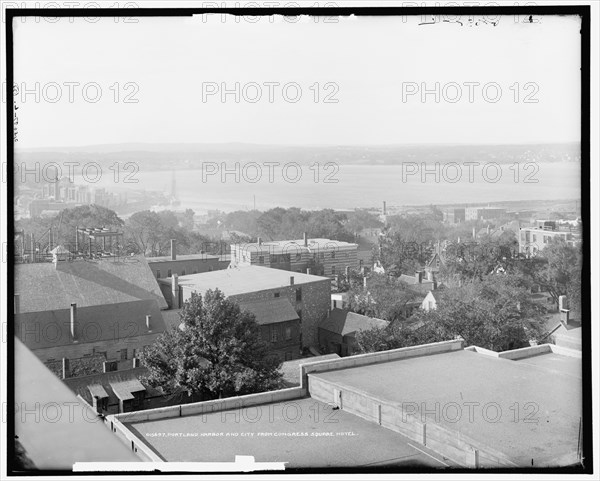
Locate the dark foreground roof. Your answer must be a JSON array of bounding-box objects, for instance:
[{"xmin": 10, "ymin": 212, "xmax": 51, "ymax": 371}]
[
  {"xmin": 15, "ymin": 299, "xmax": 166, "ymax": 350},
  {"xmin": 15, "ymin": 256, "xmax": 168, "ymax": 313}
]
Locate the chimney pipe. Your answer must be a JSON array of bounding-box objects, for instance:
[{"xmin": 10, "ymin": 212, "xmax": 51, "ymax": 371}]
[
  {"xmin": 70, "ymin": 303, "xmax": 77, "ymax": 340},
  {"xmin": 171, "ymin": 239, "xmax": 176, "ymax": 261},
  {"xmin": 416, "ymin": 271, "xmax": 423, "ymax": 283},
  {"xmin": 14, "ymin": 294, "xmax": 20, "ymax": 314},
  {"xmin": 146, "ymin": 315, "xmax": 152, "ymax": 331},
  {"xmin": 172, "ymin": 274, "xmax": 180, "ymax": 309},
  {"xmin": 303, "ymin": 232, "xmax": 308, "ymax": 247},
  {"xmin": 62, "ymin": 358, "xmax": 70, "ymax": 380},
  {"xmin": 290, "ymin": 276, "xmax": 295, "ymax": 286}
]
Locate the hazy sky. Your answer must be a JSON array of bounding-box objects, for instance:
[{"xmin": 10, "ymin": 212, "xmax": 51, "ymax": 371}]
[{"xmin": 11, "ymin": 14, "xmax": 581, "ymax": 148}]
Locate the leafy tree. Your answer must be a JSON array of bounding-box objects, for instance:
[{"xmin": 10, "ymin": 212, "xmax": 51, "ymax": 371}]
[
  {"xmin": 139, "ymin": 289, "xmax": 283, "ymax": 400},
  {"xmin": 514, "ymin": 238, "xmax": 582, "ymax": 312},
  {"xmin": 375, "ymin": 231, "xmax": 434, "ymax": 276},
  {"xmin": 347, "ymin": 273, "xmax": 420, "ymax": 323},
  {"xmin": 355, "ymin": 274, "xmax": 548, "ymax": 353}
]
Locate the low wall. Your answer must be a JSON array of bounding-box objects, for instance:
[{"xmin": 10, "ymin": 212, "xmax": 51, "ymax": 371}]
[
  {"xmin": 307, "ymin": 374, "xmax": 516, "ymax": 468},
  {"xmin": 113, "ymin": 386, "xmax": 306, "ymax": 424},
  {"xmin": 465, "ymin": 343, "xmax": 581, "ymax": 360},
  {"xmin": 105, "ymin": 415, "xmax": 164, "ymax": 462},
  {"xmin": 300, "ymin": 339, "xmax": 464, "ymax": 388}
]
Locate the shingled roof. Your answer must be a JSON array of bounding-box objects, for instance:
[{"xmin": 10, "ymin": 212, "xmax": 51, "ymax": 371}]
[
  {"xmin": 15, "ymin": 299, "xmax": 166, "ymax": 350},
  {"xmin": 319, "ymin": 309, "xmax": 388, "ymax": 337},
  {"xmin": 239, "ymin": 298, "xmax": 300, "ymax": 326},
  {"xmin": 15, "ymin": 256, "xmax": 168, "ymax": 313}
]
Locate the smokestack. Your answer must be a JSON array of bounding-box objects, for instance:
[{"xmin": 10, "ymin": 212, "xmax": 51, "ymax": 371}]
[
  {"xmin": 171, "ymin": 239, "xmax": 176, "ymax": 261},
  {"xmin": 14, "ymin": 294, "xmax": 20, "ymax": 314},
  {"xmin": 383, "ymin": 201, "xmax": 387, "ymax": 216},
  {"xmin": 146, "ymin": 315, "xmax": 152, "ymax": 331},
  {"xmin": 70, "ymin": 303, "xmax": 77, "ymax": 340},
  {"xmin": 303, "ymin": 232, "xmax": 308, "ymax": 247},
  {"xmin": 290, "ymin": 276, "xmax": 295, "ymax": 286},
  {"xmin": 172, "ymin": 274, "xmax": 179, "ymax": 309}
]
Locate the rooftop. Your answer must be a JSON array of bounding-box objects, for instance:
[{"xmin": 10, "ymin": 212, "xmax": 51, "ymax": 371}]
[
  {"xmin": 236, "ymin": 238, "xmax": 358, "ymax": 254},
  {"xmin": 15, "ymin": 255, "xmax": 168, "ymax": 312},
  {"xmin": 174, "ymin": 266, "xmax": 329, "ymax": 297},
  {"xmin": 309, "ymin": 348, "xmax": 581, "ymax": 466},
  {"xmin": 146, "ymin": 253, "xmax": 220, "ymax": 263},
  {"xmin": 125, "ymin": 397, "xmax": 446, "ymax": 468},
  {"xmin": 319, "ymin": 309, "xmax": 388, "ymax": 337},
  {"xmin": 15, "ymin": 299, "xmax": 166, "ymax": 350}
]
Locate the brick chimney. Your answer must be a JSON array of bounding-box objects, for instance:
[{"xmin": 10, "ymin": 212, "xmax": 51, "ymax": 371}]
[
  {"xmin": 290, "ymin": 276, "xmax": 295, "ymax": 286},
  {"xmin": 70, "ymin": 303, "xmax": 77, "ymax": 340},
  {"xmin": 415, "ymin": 271, "xmax": 423, "ymax": 284},
  {"xmin": 170, "ymin": 239, "xmax": 176, "ymax": 261},
  {"xmin": 172, "ymin": 274, "xmax": 180, "ymax": 309},
  {"xmin": 303, "ymin": 232, "xmax": 308, "ymax": 247},
  {"xmin": 14, "ymin": 294, "xmax": 20, "ymax": 314}
]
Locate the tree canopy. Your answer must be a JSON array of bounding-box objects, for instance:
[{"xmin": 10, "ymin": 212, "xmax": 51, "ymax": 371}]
[{"xmin": 139, "ymin": 289, "xmax": 283, "ymax": 400}]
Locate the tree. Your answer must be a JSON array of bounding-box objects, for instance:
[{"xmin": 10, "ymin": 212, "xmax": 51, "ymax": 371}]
[
  {"xmin": 355, "ymin": 274, "xmax": 548, "ymax": 353},
  {"xmin": 347, "ymin": 273, "xmax": 420, "ymax": 323},
  {"xmin": 139, "ymin": 289, "xmax": 283, "ymax": 400},
  {"xmin": 514, "ymin": 238, "xmax": 581, "ymax": 310}
]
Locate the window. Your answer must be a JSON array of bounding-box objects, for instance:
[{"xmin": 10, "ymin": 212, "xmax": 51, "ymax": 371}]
[
  {"xmin": 285, "ymin": 326, "xmax": 292, "ymax": 340},
  {"xmin": 259, "ymin": 256, "xmax": 264, "ymax": 264},
  {"xmin": 167, "ymin": 269, "xmax": 172, "ymax": 277},
  {"xmin": 333, "ymin": 300, "xmax": 337, "ymax": 308},
  {"xmin": 331, "ymin": 251, "xmax": 335, "ymax": 259},
  {"xmin": 120, "ymin": 348, "xmax": 128, "ymax": 361},
  {"xmin": 274, "ymin": 292, "xmax": 280, "ymax": 298},
  {"xmin": 156, "ymin": 270, "xmax": 161, "ymax": 278},
  {"xmin": 296, "ymin": 253, "xmax": 302, "ymax": 261},
  {"xmin": 296, "ymin": 288, "xmax": 302, "ymax": 302},
  {"xmin": 331, "ymin": 266, "xmax": 336, "ymax": 275},
  {"xmin": 271, "ymin": 326, "xmax": 279, "ymax": 342}
]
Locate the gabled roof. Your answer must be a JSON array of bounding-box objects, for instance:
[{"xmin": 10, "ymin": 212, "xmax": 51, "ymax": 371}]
[
  {"xmin": 398, "ymin": 274, "xmax": 434, "ymax": 287},
  {"xmin": 239, "ymin": 298, "xmax": 300, "ymax": 325},
  {"xmin": 319, "ymin": 308, "xmax": 388, "ymax": 337},
  {"xmin": 15, "ymin": 256, "xmax": 168, "ymax": 312},
  {"xmin": 15, "ymin": 299, "xmax": 166, "ymax": 350}
]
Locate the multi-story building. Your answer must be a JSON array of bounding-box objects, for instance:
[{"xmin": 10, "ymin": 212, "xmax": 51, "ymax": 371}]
[
  {"xmin": 465, "ymin": 207, "xmax": 507, "ymax": 221},
  {"xmin": 159, "ymin": 266, "xmax": 331, "ymax": 354},
  {"xmin": 14, "ymin": 254, "xmax": 168, "ymax": 376},
  {"xmin": 518, "ymin": 224, "xmax": 579, "ymax": 255},
  {"xmin": 230, "ymin": 233, "xmax": 359, "ymax": 278},
  {"xmin": 146, "ymin": 240, "xmax": 223, "ymax": 279},
  {"xmin": 443, "ymin": 208, "xmax": 466, "ymax": 224}
]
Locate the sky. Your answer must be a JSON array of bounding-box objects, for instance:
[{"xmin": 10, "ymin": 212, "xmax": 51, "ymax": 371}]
[{"xmin": 10, "ymin": 13, "xmax": 582, "ymax": 148}]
